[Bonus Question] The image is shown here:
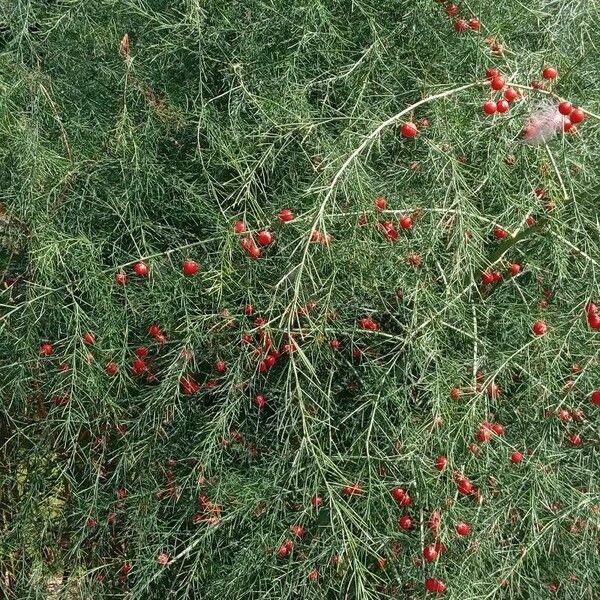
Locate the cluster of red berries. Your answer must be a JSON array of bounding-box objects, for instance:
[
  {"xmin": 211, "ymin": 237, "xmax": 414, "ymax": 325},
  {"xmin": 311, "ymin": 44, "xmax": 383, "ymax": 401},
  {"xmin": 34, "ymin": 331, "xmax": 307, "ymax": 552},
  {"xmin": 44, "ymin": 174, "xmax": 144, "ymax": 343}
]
[
  {"xmin": 371, "ymin": 196, "xmax": 414, "ymax": 241},
  {"xmin": 436, "ymin": 0, "xmax": 480, "ymax": 33},
  {"xmin": 482, "ymin": 68, "xmax": 520, "ymax": 115},
  {"xmin": 234, "ymin": 209, "xmax": 294, "ymax": 258}
]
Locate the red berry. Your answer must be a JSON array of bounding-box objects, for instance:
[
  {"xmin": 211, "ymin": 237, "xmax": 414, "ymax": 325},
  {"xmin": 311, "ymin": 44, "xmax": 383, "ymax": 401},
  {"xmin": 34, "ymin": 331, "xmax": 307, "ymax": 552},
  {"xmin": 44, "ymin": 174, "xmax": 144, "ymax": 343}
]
[
  {"xmin": 435, "ymin": 455, "xmax": 448, "ymax": 471},
  {"xmin": 485, "ymin": 67, "xmax": 500, "ymax": 79},
  {"xmin": 454, "ymin": 19, "xmax": 468, "ymax": 32},
  {"xmin": 446, "ymin": 3, "xmax": 459, "ymax": 16},
  {"xmin": 457, "ymin": 477, "xmax": 473, "ymax": 495},
  {"xmin": 399, "ymin": 215, "xmax": 413, "ymax": 230},
  {"xmin": 483, "ymin": 101, "xmax": 497, "ymax": 115},
  {"xmin": 82, "ymin": 332, "xmax": 95, "ymax": 345},
  {"xmin": 423, "ymin": 544, "xmax": 439, "ymax": 562},
  {"xmin": 307, "ymin": 569, "xmax": 319, "ymax": 582},
  {"xmin": 105, "ymin": 361, "xmax": 119, "ymax": 376},
  {"xmin": 558, "ymin": 101, "xmax": 573, "ymax": 115},
  {"xmin": 215, "ymin": 360, "xmax": 226, "ymax": 373},
  {"xmin": 425, "ymin": 577, "xmax": 446, "ymax": 593},
  {"xmin": 570, "ymin": 108, "xmax": 585, "ymax": 124},
  {"xmin": 330, "ymin": 338, "xmax": 341, "ymax": 349},
  {"xmin": 311, "ymin": 495, "xmax": 323, "ymax": 508},
  {"xmin": 233, "ymin": 221, "xmax": 246, "ymax": 234},
  {"xmin": 277, "ymin": 545, "xmax": 289, "ymax": 558},
  {"xmin": 510, "ymin": 451, "xmax": 523, "ymax": 464},
  {"xmin": 183, "ymin": 260, "xmax": 199, "ymax": 276},
  {"xmin": 455, "ymin": 521, "xmax": 471, "ymax": 537},
  {"xmin": 40, "ymin": 342, "xmax": 54, "ymax": 356},
  {"xmin": 591, "ymin": 390, "xmax": 600, "ymax": 406},
  {"xmin": 490, "ymin": 76, "xmax": 505, "ymax": 91},
  {"xmin": 504, "ymin": 88, "xmax": 519, "ymax": 102},
  {"xmin": 494, "ymin": 226, "xmax": 507, "ymax": 240},
  {"xmin": 450, "ymin": 387, "xmax": 461, "ymax": 400},
  {"xmin": 492, "ymin": 423, "xmax": 504, "ymax": 436},
  {"xmin": 398, "ymin": 515, "xmax": 412, "ymax": 530},
  {"xmin": 133, "ymin": 261, "xmax": 149, "ymax": 277},
  {"xmin": 115, "ymin": 271, "xmax": 128, "ymax": 285},
  {"xmin": 278, "ymin": 208, "xmax": 294, "ymax": 223},
  {"xmin": 568, "ymin": 433, "xmax": 582, "ymax": 447},
  {"xmin": 508, "ymin": 262, "xmax": 521, "ymax": 275},
  {"xmin": 496, "ymin": 99, "xmax": 510, "ymax": 113},
  {"xmin": 469, "ymin": 18, "xmax": 480, "ymax": 30},
  {"xmin": 476, "ymin": 428, "xmax": 492, "ymax": 443},
  {"xmin": 391, "ymin": 487, "xmax": 406, "ymax": 503},
  {"xmin": 180, "ymin": 375, "xmax": 199, "ymax": 396},
  {"xmin": 148, "ymin": 324, "xmax": 161, "ymax": 337},
  {"xmin": 342, "ymin": 483, "xmax": 362, "ymax": 497},
  {"xmin": 375, "ymin": 196, "xmax": 387, "ymax": 210},
  {"xmin": 256, "ymin": 230, "xmax": 273, "ymax": 246},
  {"xmin": 532, "ymin": 320, "xmax": 548, "ymax": 336},
  {"xmin": 542, "ymin": 66, "xmax": 558, "ymax": 80},
  {"xmin": 481, "ymin": 271, "xmax": 495, "ymax": 285},
  {"xmin": 401, "ymin": 122, "xmax": 418, "ymax": 138},
  {"xmin": 254, "ymin": 394, "xmax": 266, "ymax": 408},
  {"xmin": 588, "ymin": 313, "xmax": 600, "ymax": 329}
]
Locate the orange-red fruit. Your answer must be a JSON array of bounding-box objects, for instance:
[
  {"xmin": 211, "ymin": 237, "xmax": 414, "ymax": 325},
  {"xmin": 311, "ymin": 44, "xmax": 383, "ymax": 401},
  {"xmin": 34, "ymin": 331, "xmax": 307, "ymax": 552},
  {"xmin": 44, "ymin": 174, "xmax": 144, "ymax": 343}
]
[
  {"xmin": 570, "ymin": 108, "xmax": 585, "ymax": 124},
  {"xmin": 82, "ymin": 332, "xmax": 95, "ymax": 345},
  {"xmin": 105, "ymin": 361, "xmax": 119, "ymax": 376},
  {"xmin": 399, "ymin": 215, "xmax": 413, "ymax": 230},
  {"xmin": 483, "ymin": 101, "xmax": 497, "ymax": 115},
  {"xmin": 591, "ymin": 390, "xmax": 600, "ymax": 406},
  {"xmin": 256, "ymin": 230, "xmax": 273, "ymax": 246},
  {"xmin": 568, "ymin": 433, "xmax": 582, "ymax": 447},
  {"xmin": 469, "ymin": 18, "xmax": 480, "ymax": 30},
  {"xmin": 455, "ymin": 521, "xmax": 471, "ymax": 536},
  {"xmin": 558, "ymin": 101, "xmax": 573, "ymax": 115},
  {"xmin": 423, "ymin": 544, "xmax": 439, "ymax": 562},
  {"xmin": 532, "ymin": 320, "xmax": 548, "ymax": 336},
  {"xmin": 278, "ymin": 209, "xmax": 294, "ymax": 223},
  {"xmin": 342, "ymin": 483, "xmax": 362, "ymax": 497},
  {"xmin": 494, "ymin": 226, "xmax": 507, "ymax": 240},
  {"xmin": 115, "ymin": 271, "xmax": 128, "ymax": 285},
  {"xmin": 425, "ymin": 577, "xmax": 446, "ymax": 593},
  {"xmin": 490, "ymin": 76, "xmax": 505, "ymax": 91},
  {"xmin": 401, "ymin": 122, "xmax": 418, "ymax": 138},
  {"xmin": 542, "ymin": 66, "xmax": 558, "ymax": 80},
  {"xmin": 510, "ymin": 451, "xmax": 523, "ymax": 464},
  {"xmin": 485, "ymin": 67, "xmax": 500, "ymax": 79},
  {"xmin": 450, "ymin": 387, "xmax": 461, "ymax": 400},
  {"xmin": 183, "ymin": 260, "xmax": 199, "ymax": 276},
  {"xmin": 508, "ymin": 262, "xmax": 521, "ymax": 275},
  {"xmin": 496, "ymin": 99, "xmax": 510, "ymax": 113},
  {"xmin": 233, "ymin": 221, "xmax": 246, "ymax": 233},
  {"xmin": 133, "ymin": 261, "xmax": 149, "ymax": 277},
  {"xmin": 446, "ymin": 3, "xmax": 459, "ymax": 16},
  {"xmin": 375, "ymin": 196, "xmax": 387, "ymax": 211},
  {"xmin": 435, "ymin": 455, "xmax": 448, "ymax": 471},
  {"xmin": 41, "ymin": 342, "xmax": 54, "ymax": 356},
  {"xmin": 504, "ymin": 88, "xmax": 519, "ymax": 102},
  {"xmin": 398, "ymin": 515, "xmax": 412, "ymax": 530},
  {"xmin": 455, "ymin": 19, "xmax": 468, "ymax": 32}
]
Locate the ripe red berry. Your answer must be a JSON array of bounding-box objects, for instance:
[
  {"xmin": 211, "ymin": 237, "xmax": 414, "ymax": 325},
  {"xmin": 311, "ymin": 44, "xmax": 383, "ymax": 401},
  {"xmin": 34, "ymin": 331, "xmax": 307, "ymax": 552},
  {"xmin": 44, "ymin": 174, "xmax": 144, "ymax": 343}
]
[
  {"xmin": 399, "ymin": 215, "xmax": 413, "ymax": 230},
  {"xmin": 490, "ymin": 76, "xmax": 505, "ymax": 91},
  {"xmin": 542, "ymin": 66, "xmax": 558, "ymax": 80},
  {"xmin": 391, "ymin": 487, "xmax": 406, "ymax": 503},
  {"xmin": 476, "ymin": 428, "xmax": 492, "ymax": 443},
  {"xmin": 342, "ymin": 483, "xmax": 362, "ymax": 497},
  {"xmin": 455, "ymin": 521, "xmax": 471, "ymax": 537},
  {"xmin": 311, "ymin": 495, "xmax": 323, "ymax": 508},
  {"xmin": 454, "ymin": 19, "xmax": 468, "ymax": 32},
  {"xmin": 485, "ymin": 67, "xmax": 500, "ymax": 79},
  {"xmin": 570, "ymin": 108, "xmax": 585, "ymax": 124},
  {"xmin": 105, "ymin": 361, "xmax": 119, "ymax": 376},
  {"xmin": 435, "ymin": 455, "xmax": 448, "ymax": 471},
  {"xmin": 375, "ymin": 196, "xmax": 387, "ymax": 210},
  {"xmin": 457, "ymin": 477, "xmax": 473, "ymax": 495},
  {"xmin": 115, "ymin": 271, "xmax": 128, "ymax": 285},
  {"xmin": 180, "ymin": 375, "xmax": 199, "ymax": 396},
  {"xmin": 481, "ymin": 271, "xmax": 495, "ymax": 285},
  {"xmin": 591, "ymin": 390, "xmax": 600, "ymax": 406},
  {"xmin": 425, "ymin": 577, "xmax": 446, "ymax": 593},
  {"xmin": 494, "ymin": 226, "xmax": 507, "ymax": 240},
  {"xmin": 492, "ymin": 423, "xmax": 504, "ymax": 436},
  {"xmin": 256, "ymin": 230, "xmax": 273, "ymax": 246},
  {"xmin": 307, "ymin": 569, "xmax": 319, "ymax": 582},
  {"xmin": 254, "ymin": 394, "xmax": 266, "ymax": 408},
  {"xmin": 450, "ymin": 387, "xmax": 461, "ymax": 400},
  {"xmin": 469, "ymin": 18, "xmax": 480, "ymax": 30},
  {"xmin": 330, "ymin": 338, "xmax": 341, "ymax": 349},
  {"xmin": 398, "ymin": 515, "xmax": 413, "ymax": 530},
  {"xmin": 277, "ymin": 545, "xmax": 289, "ymax": 558},
  {"xmin": 82, "ymin": 332, "xmax": 95, "ymax": 345},
  {"xmin": 401, "ymin": 122, "xmax": 418, "ymax": 138},
  {"xmin": 446, "ymin": 3, "xmax": 459, "ymax": 16},
  {"xmin": 483, "ymin": 101, "xmax": 497, "ymax": 115},
  {"xmin": 148, "ymin": 324, "xmax": 161, "ymax": 338},
  {"xmin": 215, "ymin": 360, "xmax": 227, "ymax": 373},
  {"xmin": 510, "ymin": 451, "xmax": 523, "ymax": 464},
  {"xmin": 532, "ymin": 320, "xmax": 548, "ymax": 336},
  {"xmin": 40, "ymin": 342, "xmax": 54, "ymax": 356},
  {"xmin": 558, "ymin": 101, "xmax": 573, "ymax": 115},
  {"xmin": 508, "ymin": 262, "xmax": 521, "ymax": 275},
  {"xmin": 233, "ymin": 221, "xmax": 246, "ymax": 234},
  {"xmin": 278, "ymin": 208, "xmax": 294, "ymax": 223},
  {"xmin": 568, "ymin": 433, "xmax": 582, "ymax": 447},
  {"xmin": 133, "ymin": 261, "xmax": 149, "ymax": 277},
  {"xmin": 183, "ymin": 260, "xmax": 199, "ymax": 276},
  {"xmin": 423, "ymin": 544, "xmax": 439, "ymax": 562},
  {"xmin": 504, "ymin": 88, "xmax": 519, "ymax": 102},
  {"xmin": 496, "ymin": 99, "xmax": 510, "ymax": 113}
]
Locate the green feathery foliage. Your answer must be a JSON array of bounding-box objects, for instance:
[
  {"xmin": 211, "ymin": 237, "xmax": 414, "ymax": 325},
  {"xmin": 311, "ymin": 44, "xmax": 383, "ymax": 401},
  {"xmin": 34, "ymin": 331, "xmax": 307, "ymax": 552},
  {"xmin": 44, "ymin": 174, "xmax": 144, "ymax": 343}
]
[{"xmin": 1, "ymin": 0, "xmax": 600, "ymax": 598}]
